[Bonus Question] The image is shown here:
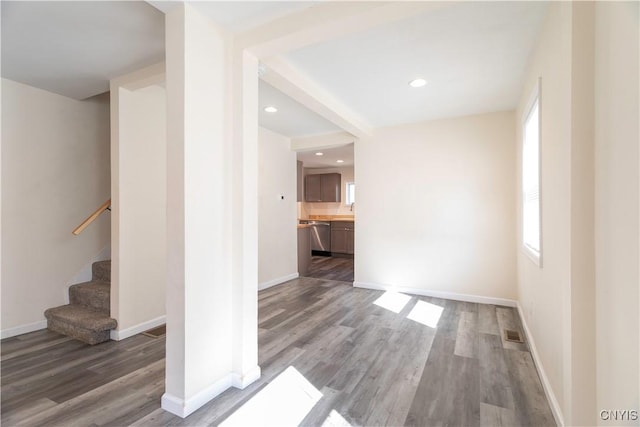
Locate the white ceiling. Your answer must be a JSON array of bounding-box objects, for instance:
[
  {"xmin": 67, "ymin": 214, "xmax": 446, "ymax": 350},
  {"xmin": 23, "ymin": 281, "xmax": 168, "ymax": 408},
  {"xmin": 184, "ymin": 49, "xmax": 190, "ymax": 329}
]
[
  {"xmin": 1, "ymin": 1, "xmax": 550, "ymax": 137},
  {"xmin": 184, "ymin": 1, "xmax": 318, "ymax": 33},
  {"xmin": 0, "ymin": 0, "xmax": 332, "ymax": 136},
  {"xmin": 1, "ymin": 1, "xmax": 165, "ymax": 100},
  {"xmin": 285, "ymin": 2, "xmax": 548, "ymax": 127},
  {"xmin": 297, "ymin": 143, "xmax": 354, "ymax": 169},
  {"xmin": 259, "ymin": 80, "xmax": 341, "ymax": 138}
]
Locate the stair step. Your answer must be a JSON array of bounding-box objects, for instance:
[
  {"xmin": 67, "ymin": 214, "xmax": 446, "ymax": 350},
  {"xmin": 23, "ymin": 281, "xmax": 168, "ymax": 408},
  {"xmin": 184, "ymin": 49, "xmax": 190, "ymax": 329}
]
[
  {"xmin": 69, "ymin": 281, "xmax": 110, "ymax": 313},
  {"xmin": 42, "ymin": 259, "xmax": 114, "ymax": 344},
  {"xmin": 92, "ymin": 260, "xmax": 111, "ymax": 283},
  {"xmin": 44, "ymin": 305, "xmax": 117, "ymax": 345}
]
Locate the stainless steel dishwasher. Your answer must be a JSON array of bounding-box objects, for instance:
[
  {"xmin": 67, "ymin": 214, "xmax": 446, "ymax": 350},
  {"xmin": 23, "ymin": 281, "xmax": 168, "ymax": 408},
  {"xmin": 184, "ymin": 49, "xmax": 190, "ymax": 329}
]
[{"xmin": 299, "ymin": 220, "xmax": 331, "ymax": 253}]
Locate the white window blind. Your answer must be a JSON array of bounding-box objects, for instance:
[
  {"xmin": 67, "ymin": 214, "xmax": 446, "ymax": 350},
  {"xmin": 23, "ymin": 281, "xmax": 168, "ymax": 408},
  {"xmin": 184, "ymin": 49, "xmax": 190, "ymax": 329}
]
[{"xmin": 522, "ymin": 88, "xmax": 541, "ymax": 264}]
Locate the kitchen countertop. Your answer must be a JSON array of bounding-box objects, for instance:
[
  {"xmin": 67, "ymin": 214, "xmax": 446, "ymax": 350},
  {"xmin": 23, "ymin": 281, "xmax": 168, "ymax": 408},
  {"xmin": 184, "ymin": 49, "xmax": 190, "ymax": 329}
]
[{"xmin": 300, "ymin": 215, "xmax": 355, "ymax": 222}]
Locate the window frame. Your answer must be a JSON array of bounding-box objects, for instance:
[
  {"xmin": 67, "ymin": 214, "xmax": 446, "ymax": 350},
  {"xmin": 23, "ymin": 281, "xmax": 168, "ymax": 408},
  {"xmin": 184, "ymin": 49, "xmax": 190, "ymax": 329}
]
[
  {"xmin": 345, "ymin": 181, "xmax": 355, "ymax": 206},
  {"xmin": 521, "ymin": 79, "xmax": 543, "ymax": 267}
]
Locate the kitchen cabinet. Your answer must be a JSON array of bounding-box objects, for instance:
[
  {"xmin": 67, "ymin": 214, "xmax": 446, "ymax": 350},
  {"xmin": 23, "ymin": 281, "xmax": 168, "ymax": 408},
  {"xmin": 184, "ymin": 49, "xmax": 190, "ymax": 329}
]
[
  {"xmin": 297, "ymin": 226, "xmax": 311, "ymax": 276},
  {"xmin": 297, "ymin": 161, "xmax": 303, "ymax": 202},
  {"xmin": 305, "ymin": 174, "xmax": 322, "ymax": 202},
  {"xmin": 331, "ymin": 221, "xmax": 354, "ymax": 255},
  {"xmin": 305, "ymin": 173, "xmax": 341, "ymax": 202},
  {"xmin": 321, "ymin": 173, "xmax": 341, "ymax": 202}
]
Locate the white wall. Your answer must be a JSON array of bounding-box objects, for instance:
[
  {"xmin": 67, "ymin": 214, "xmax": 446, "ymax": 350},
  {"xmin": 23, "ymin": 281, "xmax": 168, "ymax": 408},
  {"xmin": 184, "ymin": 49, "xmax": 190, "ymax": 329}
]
[
  {"xmin": 165, "ymin": 1, "xmax": 232, "ymax": 402},
  {"xmin": 516, "ymin": 3, "xmax": 639, "ymax": 425},
  {"xmin": 111, "ymin": 83, "xmax": 166, "ymax": 338},
  {"xmin": 594, "ymin": 2, "xmax": 639, "ymax": 424},
  {"xmin": 568, "ymin": 3, "xmax": 597, "ymax": 423},
  {"xmin": 258, "ymin": 127, "xmax": 297, "ymax": 287},
  {"xmin": 301, "ymin": 166, "xmax": 355, "ymax": 217},
  {"xmin": 1, "ymin": 78, "xmax": 110, "ymax": 336},
  {"xmin": 355, "ymin": 111, "xmax": 516, "ymax": 303},
  {"xmin": 229, "ymin": 49, "xmax": 261, "ymax": 392},
  {"xmin": 515, "ymin": 3, "xmax": 572, "ymax": 423},
  {"xmin": 164, "ymin": 3, "xmax": 262, "ymax": 417}
]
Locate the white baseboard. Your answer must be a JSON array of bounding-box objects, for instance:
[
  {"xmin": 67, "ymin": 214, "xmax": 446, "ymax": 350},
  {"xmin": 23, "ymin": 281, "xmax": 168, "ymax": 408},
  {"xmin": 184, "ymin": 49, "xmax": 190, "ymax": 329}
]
[
  {"xmin": 160, "ymin": 366, "xmax": 261, "ymax": 418},
  {"xmin": 110, "ymin": 315, "xmax": 166, "ymax": 341},
  {"xmin": 232, "ymin": 365, "xmax": 261, "ymax": 389},
  {"xmin": 516, "ymin": 303, "xmax": 565, "ymax": 427},
  {"xmin": 258, "ymin": 273, "xmax": 299, "ymax": 291},
  {"xmin": 353, "ymin": 281, "xmax": 517, "ymax": 307},
  {"xmin": 162, "ymin": 374, "xmax": 233, "ymax": 418},
  {"xmin": 1, "ymin": 320, "xmax": 47, "ymax": 339}
]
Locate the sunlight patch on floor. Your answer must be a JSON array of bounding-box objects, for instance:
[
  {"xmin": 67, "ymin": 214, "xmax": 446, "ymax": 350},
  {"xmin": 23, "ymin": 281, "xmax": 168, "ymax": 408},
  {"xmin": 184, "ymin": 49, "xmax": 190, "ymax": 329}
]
[
  {"xmin": 407, "ymin": 300, "xmax": 444, "ymax": 328},
  {"xmin": 321, "ymin": 409, "xmax": 353, "ymax": 427},
  {"xmin": 373, "ymin": 291, "xmax": 411, "ymax": 313},
  {"xmin": 219, "ymin": 366, "xmax": 322, "ymax": 427}
]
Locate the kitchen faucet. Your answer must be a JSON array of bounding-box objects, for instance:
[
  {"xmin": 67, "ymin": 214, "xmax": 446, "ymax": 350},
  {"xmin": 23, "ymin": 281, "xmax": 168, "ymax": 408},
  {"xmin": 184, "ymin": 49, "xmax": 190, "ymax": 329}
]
[{"xmin": 350, "ymin": 202, "xmax": 355, "ymax": 212}]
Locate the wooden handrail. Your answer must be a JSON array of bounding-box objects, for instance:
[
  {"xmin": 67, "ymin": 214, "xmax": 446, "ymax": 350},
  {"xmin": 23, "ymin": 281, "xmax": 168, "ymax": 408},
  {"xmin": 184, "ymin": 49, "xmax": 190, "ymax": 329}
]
[{"xmin": 72, "ymin": 199, "xmax": 111, "ymax": 235}]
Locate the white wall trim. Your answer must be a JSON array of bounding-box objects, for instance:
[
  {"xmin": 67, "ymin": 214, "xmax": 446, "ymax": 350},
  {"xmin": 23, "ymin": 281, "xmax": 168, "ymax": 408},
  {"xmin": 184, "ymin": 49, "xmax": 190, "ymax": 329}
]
[
  {"xmin": 110, "ymin": 315, "xmax": 166, "ymax": 341},
  {"xmin": 516, "ymin": 303, "xmax": 565, "ymax": 427},
  {"xmin": 111, "ymin": 61, "xmax": 165, "ymax": 91},
  {"xmin": 258, "ymin": 273, "xmax": 299, "ymax": 291},
  {"xmin": 353, "ymin": 281, "xmax": 517, "ymax": 307},
  {"xmin": 260, "ymin": 57, "xmax": 372, "ymax": 138},
  {"xmin": 1, "ymin": 320, "xmax": 48, "ymax": 339},
  {"xmin": 232, "ymin": 365, "xmax": 262, "ymax": 389},
  {"xmin": 291, "ymin": 131, "xmax": 356, "ymax": 152},
  {"xmin": 161, "ymin": 373, "xmax": 233, "ymax": 418}
]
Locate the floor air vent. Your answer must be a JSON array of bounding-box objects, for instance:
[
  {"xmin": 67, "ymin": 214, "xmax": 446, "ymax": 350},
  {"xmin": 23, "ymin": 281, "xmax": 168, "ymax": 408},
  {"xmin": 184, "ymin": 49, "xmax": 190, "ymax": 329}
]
[
  {"xmin": 504, "ymin": 329, "xmax": 524, "ymax": 343},
  {"xmin": 142, "ymin": 324, "xmax": 166, "ymax": 338}
]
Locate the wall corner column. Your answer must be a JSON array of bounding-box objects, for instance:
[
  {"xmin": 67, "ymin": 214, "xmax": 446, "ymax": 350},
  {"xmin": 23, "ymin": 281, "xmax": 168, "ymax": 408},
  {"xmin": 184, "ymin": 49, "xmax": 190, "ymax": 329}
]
[
  {"xmin": 162, "ymin": 3, "xmax": 259, "ymax": 418},
  {"xmin": 230, "ymin": 48, "xmax": 261, "ymax": 388},
  {"xmin": 568, "ymin": 2, "xmax": 597, "ymax": 426}
]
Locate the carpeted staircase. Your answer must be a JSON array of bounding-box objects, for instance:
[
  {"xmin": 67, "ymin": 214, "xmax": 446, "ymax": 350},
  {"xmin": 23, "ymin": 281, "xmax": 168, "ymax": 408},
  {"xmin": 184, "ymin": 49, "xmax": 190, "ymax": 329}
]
[{"xmin": 44, "ymin": 260, "xmax": 117, "ymax": 345}]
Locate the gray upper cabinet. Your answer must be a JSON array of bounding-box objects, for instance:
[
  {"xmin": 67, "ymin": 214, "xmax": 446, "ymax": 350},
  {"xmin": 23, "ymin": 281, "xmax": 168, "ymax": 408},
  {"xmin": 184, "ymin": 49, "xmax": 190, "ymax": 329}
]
[
  {"xmin": 320, "ymin": 173, "xmax": 341, "ymax": 202},
  {"xmin": 305, "ymin": 173, "xmax": 341, "ymax": 202},
  {"xmin": 305, "ymin": 174, "xmax": 322, "ymax": 202}
]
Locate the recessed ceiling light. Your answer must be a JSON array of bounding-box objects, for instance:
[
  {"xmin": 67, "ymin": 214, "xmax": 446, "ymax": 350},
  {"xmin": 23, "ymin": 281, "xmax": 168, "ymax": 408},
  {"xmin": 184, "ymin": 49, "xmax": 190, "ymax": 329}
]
[
  {"xmin": 409, "ymin": 78, "xmax": 427, "ymax": 88},
  {"xmin": 315, "ymin": 152, "xmax": 324, "ymax": 156},
  {"xmin": 336, "ymin": 160, "xmax": 344, "ymax": 163},
  {"xmin": 264, "ymin": 106, "xmax": 278, "ymax": 113}
]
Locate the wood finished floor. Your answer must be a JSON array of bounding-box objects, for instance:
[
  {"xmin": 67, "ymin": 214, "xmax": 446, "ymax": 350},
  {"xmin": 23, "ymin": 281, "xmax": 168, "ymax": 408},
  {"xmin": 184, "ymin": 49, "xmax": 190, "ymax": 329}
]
[
  {"xmin": 304, "ymin": 256, "xmax": 354, "ymax": 282},
  {"xmin": 1, "ymin": 277, "xmax": 556, "ymax": 426}
]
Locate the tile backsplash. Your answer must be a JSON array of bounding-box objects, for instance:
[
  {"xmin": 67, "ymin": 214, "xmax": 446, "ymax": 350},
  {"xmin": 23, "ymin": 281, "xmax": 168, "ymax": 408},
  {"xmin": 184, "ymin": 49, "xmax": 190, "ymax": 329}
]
[{"xmin": 298, "ymin": 202, "xmax": 354, "ymax": 219}]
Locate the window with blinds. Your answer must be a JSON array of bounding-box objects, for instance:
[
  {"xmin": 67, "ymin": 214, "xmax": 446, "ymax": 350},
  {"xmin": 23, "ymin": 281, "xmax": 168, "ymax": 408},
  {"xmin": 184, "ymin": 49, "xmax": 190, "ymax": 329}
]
[{"xmin": 522, "ymin": 83, "xmax": 541, "ymax": 265}]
